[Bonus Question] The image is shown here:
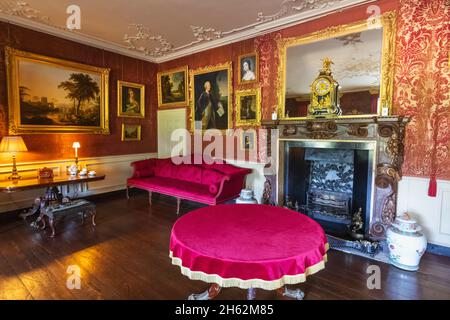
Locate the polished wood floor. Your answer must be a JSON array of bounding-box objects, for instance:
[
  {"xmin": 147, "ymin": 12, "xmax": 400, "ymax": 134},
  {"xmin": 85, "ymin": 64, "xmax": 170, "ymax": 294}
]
[{"xmin": 1, "ymin": 190, "xmax": 450, "ymax": 300}]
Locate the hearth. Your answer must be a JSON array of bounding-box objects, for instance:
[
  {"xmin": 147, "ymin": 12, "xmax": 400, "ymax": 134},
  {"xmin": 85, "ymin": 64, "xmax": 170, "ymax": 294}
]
[
  {"xmin": 283, "ymin": 141, "xmax": 374, "ymax": 237},
  {"xmin": 262, "ymin": 116, "xmax": 409, "ymax": 240}
]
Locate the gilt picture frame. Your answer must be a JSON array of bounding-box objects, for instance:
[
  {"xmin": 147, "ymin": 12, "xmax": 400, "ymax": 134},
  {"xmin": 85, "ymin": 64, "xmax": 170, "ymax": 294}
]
[
  {"xmin": 238, "ymin": 52, "xmax": 259, "ymax": 85},
  {"xmin": 117, "ymin": 80, "xmax": 145, "ymax": 118},
  {"xmin": 189, "ymin": 62, "xmax": 232, "ymax": 132},
  {"xmin": 235, "ymin": 88, "xmax": 261, "ymax": 127},
  {"xmin": 157, "ymin": 66, "xmax": 188, "ymax": 108},
  {"xmin": 5, "ymin": 47, "xmax": 110, "ymax": 135},
  {"xmin": 121, "ymin": 123, "xmax": 141, "ymax": 141},
  {"xmin": 239, "ymin": 130, "xmax": 256, "ymax": 151}
]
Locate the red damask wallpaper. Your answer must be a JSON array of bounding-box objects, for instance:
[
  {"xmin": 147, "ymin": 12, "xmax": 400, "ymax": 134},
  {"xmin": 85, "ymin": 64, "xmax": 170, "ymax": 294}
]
[
  {"xmin": 0, "ymin": 22, "xmax": 158, "ymax": 163},
  {"xmin": 393, "ymin": 0, "xmax": 450, "ymax": 183}
]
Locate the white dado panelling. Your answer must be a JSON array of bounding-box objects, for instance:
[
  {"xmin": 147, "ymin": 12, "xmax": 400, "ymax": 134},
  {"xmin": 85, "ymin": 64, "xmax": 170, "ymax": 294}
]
[
  {"xmin": 440, "ymin": 191, "xmax": 450, "ymax": 236},
  {"xmin": 397, "ymin": 176, "xmax": 450, "ymax": 247},
  {"xmin": 0, "ymin": 153, "xmax": 155, "ymax": 213}
]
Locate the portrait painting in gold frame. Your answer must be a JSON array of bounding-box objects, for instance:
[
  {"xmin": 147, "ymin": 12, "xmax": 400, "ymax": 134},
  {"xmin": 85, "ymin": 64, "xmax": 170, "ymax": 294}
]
[
  {"xmin": 157, "ymin": 66, "xmax": 188, "ymax": 108},
  {"xmin": 238, "ymin": 52, "xmax": 259, "ymax": 85},
  {"xmin": 5, "ymin": 47, "xmax": 110, "ymax": 134},
  {"xmin": 117, "ymin": 81, "xmax": 145, "ymax": 118},
  {"xmin": 235, "ymin": 88, "xmax": 261, "ymax": 127},
  {"xmin": 189, "ymin": 62, "xmax": 232, "ymax": 132},
  {"xmin": 239, "ymin": 129, "xmax": 256, "ymax": 151},
  {"xmin": 121, "ymin": 123, "xmax": 141, "ymax": 141}
]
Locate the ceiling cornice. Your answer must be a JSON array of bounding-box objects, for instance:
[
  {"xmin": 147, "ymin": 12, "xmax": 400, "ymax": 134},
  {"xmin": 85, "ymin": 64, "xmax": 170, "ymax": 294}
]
[
  {"xmin": 0, "ymin": 12, "xmax": 157, "ymax": 62},
  {"xmin": 0, "ymin": 0, "xmax": 375, "ymax": 64}
]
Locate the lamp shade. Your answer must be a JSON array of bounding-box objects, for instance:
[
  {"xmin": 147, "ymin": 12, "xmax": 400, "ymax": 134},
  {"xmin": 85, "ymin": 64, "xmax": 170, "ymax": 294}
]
[
  {"xmin": 72, "ymin": 142, "xmax": 81, "ymax": 149},
  {"xmin": 0, "ymin": 136, "xmax": 28, "ymax": 153}
]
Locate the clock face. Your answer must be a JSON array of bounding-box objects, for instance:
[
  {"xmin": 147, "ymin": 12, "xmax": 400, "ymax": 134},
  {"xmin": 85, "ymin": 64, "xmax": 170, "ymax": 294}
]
[{"xmin": 314, "ymin": 78, "xmax": 331, "ymax": 96}]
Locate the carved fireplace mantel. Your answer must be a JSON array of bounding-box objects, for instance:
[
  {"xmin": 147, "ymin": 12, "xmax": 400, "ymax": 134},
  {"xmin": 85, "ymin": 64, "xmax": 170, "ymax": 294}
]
[{"xmin": 262, "ymin": 116, "xmax": 410, "ymax": 239}]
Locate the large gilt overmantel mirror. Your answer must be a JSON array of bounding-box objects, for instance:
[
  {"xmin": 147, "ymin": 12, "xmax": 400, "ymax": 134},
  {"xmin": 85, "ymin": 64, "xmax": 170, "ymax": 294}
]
[{"xmin": 277, "ymin": 12, "xmax": 396, "ymax": 120}]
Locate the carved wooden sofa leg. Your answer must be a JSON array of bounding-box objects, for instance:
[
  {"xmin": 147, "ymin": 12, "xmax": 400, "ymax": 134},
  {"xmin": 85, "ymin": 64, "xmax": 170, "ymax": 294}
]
[
  {"xmin": 149, "ymin": 191, "xmax": 152, "ymax": 205},
  {"xmin": 126, "ymin": 185, "xmax": 130, "ymax": 200},
  {"xmin": 176, "ymin": 198, "xmax": 181, "ymax": 215}
]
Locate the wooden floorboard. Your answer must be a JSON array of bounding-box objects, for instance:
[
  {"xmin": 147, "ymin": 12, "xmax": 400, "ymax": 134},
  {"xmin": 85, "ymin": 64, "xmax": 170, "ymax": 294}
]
[{"xmin": 1, "ymin": 191, "xmax": 450, "ymax": 300}]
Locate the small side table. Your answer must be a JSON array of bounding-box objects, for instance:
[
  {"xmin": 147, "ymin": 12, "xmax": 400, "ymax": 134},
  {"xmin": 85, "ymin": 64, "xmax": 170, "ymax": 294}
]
[{"xmin": 34, "ymin": 199, "xmax": 96, "ymax": 237}]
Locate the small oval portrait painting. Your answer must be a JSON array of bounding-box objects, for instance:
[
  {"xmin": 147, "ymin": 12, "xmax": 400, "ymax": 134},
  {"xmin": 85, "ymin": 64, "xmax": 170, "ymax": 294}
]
[{"xmin": 238, "ymin": 53, "xmax": 259, "ymax": 84}]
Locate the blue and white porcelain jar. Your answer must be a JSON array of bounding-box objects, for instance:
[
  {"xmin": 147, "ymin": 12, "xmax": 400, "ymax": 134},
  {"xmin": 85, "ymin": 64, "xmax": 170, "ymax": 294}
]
[
  {"xmin": 386, "ymin": 213, "xmax": 427, "ymax": 271},
  {"xmin": 235, "ymin": 189, "xmax": 258, "ymax": 204}
]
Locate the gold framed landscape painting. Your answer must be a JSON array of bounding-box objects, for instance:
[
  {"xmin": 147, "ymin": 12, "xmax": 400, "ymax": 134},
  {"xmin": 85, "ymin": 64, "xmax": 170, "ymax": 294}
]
[
  {"xmin": 157, "ymin": 66, "xmax": 188, "ymax": 108},
  {"xmin": 235, "ymin": 88, "xmax": 261, "ymax": 126},
  {"xmin": 190, "ymin": 62, "xmax": 232, "ymax": 132},
  {"xmin": 118, "ymin": 81, "xmax": 145, "ymax": 118},
  {"xmin": 5, "ymin": 47, "xmax": 110, "ymax": 134},
  {"xmin": 238, "ymin": 52, "xmax": 259, "ymax": 85},
  {"xmin": 121, "ymin": 123, "xmax": 141, "ymax": 141}
]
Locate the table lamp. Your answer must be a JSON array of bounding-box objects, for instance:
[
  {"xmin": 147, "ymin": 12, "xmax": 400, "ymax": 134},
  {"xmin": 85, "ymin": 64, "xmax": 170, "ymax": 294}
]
[
  {"xmin": 72, "ymin": 142, "xmax": 80, "ymax": 167},
  {"xmin": 0, "ymin": 136, "xmax": 28, "ymax": 180}
]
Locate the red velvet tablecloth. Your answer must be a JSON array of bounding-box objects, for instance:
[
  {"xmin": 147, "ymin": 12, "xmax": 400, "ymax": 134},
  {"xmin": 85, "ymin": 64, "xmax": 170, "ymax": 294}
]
[{"xmin": 169, "ymin": 204, "xmax": 328, "ymax": 290}]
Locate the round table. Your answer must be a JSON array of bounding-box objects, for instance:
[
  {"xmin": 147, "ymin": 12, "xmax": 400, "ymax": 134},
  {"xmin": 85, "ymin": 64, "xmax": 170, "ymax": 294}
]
[{"xmin": 169, "ymin": 204, "xmax": 329, "ymax": 300}]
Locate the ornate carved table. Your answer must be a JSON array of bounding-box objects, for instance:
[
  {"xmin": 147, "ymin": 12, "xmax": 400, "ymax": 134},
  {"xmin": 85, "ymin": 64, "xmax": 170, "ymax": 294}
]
[
  {"xmin": 0, "ymin": 174, "xmax": 105, "ymax": 228},
  {"xmin": 169, "ymin": 204, "xmax": 329, "ymax": 300}
]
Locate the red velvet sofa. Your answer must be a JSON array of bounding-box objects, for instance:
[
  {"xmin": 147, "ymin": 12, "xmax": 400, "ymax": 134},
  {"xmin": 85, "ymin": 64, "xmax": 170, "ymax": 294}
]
[{"xmin": 126, "ymin": 157, "xmax": 252, "ymax": 214}]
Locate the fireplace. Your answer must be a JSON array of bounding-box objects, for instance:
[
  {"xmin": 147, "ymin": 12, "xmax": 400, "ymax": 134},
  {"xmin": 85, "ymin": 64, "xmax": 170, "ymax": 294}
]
[
  {"xmin": 283, "ymin": 141, "xmax": 375, "ymax": 237},
  {"xmin": 262, "ymin": 116, "xmax": 409, "ymax": 240}
]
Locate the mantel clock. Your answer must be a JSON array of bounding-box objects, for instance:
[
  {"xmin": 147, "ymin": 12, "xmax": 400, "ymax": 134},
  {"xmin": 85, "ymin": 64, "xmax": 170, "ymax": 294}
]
[{"xmin": 309, "ymin": 58, "xmax": 341, "ymax": 118}]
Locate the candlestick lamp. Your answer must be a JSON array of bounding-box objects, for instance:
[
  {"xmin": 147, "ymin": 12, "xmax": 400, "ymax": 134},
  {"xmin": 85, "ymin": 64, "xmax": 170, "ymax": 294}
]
[
  {"xmin": 0, "ymin": 136, "xmax": 28, "ymax": 180},
  {"xmin": 72, "ymin": 142, "xmax": 80, "ymax": 167}
]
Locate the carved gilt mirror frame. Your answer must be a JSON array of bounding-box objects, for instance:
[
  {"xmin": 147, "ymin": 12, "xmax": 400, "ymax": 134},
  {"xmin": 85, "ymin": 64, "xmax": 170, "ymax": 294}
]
[{"xmin": 277, "ymin": 11, "xmax": 397, "ymax": 120}]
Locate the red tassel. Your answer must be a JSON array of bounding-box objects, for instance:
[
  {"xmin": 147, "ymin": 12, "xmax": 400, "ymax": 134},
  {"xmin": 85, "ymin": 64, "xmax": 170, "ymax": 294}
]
[{"xmin": 428, "ymin": 177, "xmax": 437, "ymax": 197}]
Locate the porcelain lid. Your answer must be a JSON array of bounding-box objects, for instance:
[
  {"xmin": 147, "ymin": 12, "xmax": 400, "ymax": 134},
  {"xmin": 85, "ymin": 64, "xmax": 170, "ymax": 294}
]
[
  {"xmin": 392, "ymin": 213, "xmax": 421, "ymax": 233},
  {"xmin": 396, "ymin": 213, "xmax": 417, "ymax": 224}
]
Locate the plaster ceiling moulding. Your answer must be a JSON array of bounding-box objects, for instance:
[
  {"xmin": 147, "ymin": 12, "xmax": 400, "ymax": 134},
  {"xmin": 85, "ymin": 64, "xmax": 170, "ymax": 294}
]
[
  {"xmin": 0, "ymin": 0, "xmax": 52, "ymax": 25},
  {"xmin": 335, "ymin": 32, "xmax": 362, "ymax": 45},
  {"xmin": 157, "ymin": 0, "xmax": 375, "ymax": 62},
  {"xmin": 191, "ymin": 26, "xmax": 223, "ymax": 42},
  {"xmin": 0, "ymin": 1, "xmax": 154, "ymax": 62},
  {"xmin": 123, "ymin": 24, "xmax": 174, "ymax": 57},
  {"xmin": 256, "ymin": 0, "xmax": 344, "ymax": 23},
  {"xmin": 334, "ymin": 55, "xmax": 381, "ymax": 79},
  {"xmin": 0, "ymin": 0, "xmax": 375, "ymax": 63},
  {"xmin": 124, "ymin": 0, "xmax": 375, "ymax": 61}
]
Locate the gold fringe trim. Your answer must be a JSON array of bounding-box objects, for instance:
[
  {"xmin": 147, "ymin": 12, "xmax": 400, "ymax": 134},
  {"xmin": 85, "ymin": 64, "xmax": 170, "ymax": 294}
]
[{"xmin": 169, "ymin": 243, "xmax": 329, "ymax": 290}]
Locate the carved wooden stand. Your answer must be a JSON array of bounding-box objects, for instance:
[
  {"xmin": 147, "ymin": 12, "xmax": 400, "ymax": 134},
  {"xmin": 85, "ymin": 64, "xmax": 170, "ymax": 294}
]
[{"xmin": 188, "ymin": 285, "xmax": 304, "ymax": 300}]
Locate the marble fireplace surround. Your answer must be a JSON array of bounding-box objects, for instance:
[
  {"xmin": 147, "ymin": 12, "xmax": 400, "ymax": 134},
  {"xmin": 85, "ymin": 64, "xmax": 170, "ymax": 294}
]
[{"xmin": 262, "ymin": 116, "xmax": 410, "ymax": 240}]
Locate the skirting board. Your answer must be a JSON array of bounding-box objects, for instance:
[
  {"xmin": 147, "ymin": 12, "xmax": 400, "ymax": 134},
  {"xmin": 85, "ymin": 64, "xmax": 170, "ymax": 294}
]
[
  {"xmin": 0, "ymin": 152, "xmax": 156, "ymax": 213},
  {"xmin": 427, "ymin": 243, "xmax": 450, "ymax": 257}
]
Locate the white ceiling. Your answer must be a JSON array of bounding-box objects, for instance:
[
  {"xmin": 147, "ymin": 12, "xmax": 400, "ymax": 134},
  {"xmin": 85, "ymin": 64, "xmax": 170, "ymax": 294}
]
[
  {"xmin": 286, "ymin": 27, "xmax": 382, "ymax": 96},
  {"xmin": 0, "ymin": 0, "xmax": 373, "ymax": 63}
]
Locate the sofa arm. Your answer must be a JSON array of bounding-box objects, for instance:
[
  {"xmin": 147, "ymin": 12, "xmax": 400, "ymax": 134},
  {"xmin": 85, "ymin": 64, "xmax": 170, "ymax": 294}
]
[
  {"xmin": 215, "ymin": 171, "xmax": 249, "ymax": 202},
  {"xmin": 130, "ymin": 159, "xmax": 156, "ymax": 179}
]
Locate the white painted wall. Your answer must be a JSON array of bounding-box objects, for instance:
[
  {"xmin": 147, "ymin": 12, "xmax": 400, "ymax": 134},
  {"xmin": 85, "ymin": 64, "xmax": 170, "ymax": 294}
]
[
  {"xmin": 157, "ymin": 108, "xmax": 187, "ymax": 158},
  {"xmin": 397, "ymin": 176, "xmax": 450, "ymax": 247},
  {"xmin": 223, "ymin": 159, "xmax": 266, "ymax": 204},
  {"xmin": 0, "ymin": 153, "xmax": 155, "ymax": 213}
]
